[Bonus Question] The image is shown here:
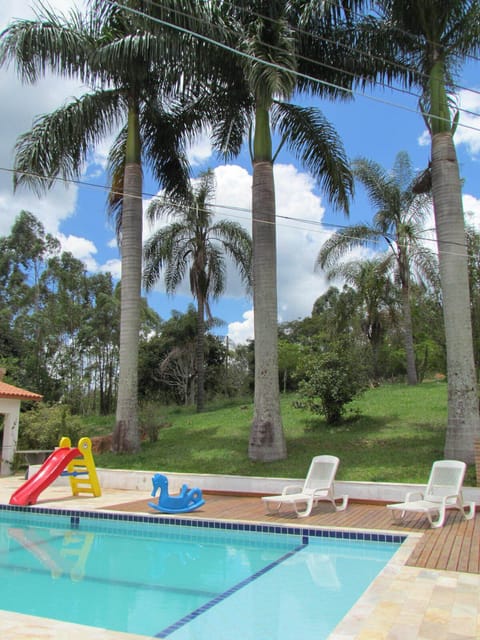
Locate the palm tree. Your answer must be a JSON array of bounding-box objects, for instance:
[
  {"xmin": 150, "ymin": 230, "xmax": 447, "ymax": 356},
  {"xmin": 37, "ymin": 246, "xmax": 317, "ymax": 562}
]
[
  {"xmin": 362, "ymin": 0, "xmax": 480, "ymax": 462},
  {"xmin": 0, "ymin": 1, "xmax": 205, "ymax": 452},
  {"xmin": 326, "ymin": 257, "xmax": 396, "ymax": 380},
  {"xmin": 143, "ymin": 169, "xmax": 252, "ymax": 412},
  {"xmin": 176, "ymin": 1, "xmax": 356, "ymax": 460},
  {"xmin": 317, "ymin": 151, "xmax": 436, "ymax": 385}
]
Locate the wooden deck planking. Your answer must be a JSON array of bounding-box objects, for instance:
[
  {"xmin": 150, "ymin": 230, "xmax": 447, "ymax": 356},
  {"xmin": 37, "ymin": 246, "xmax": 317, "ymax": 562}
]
[{"xmin": 106, "ymin": 494, "xmax": 479, "ymax": 574}]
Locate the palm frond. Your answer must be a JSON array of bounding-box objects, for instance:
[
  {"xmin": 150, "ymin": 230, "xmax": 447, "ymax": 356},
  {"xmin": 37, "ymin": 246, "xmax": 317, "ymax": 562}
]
[
  {"xmin": 0, "ymin": 4, "xmax": 95, "ymax": 84},
  {"xmin": 14, "ymin": 89, "xmax": 124, "ymax": 195},
  {"xmin": 317, "ymin": 224, "xmax": 383, "ymax": 270},
  {"xmin": 272, "ymin": 102, "xmax": 353, "ymax": 213},
  {"xmin": 141, "ymin": 102, "xmax": 192, "ymax": 201},
  {"xmin": 353, "ymin": 157, "xmax": 395, "ymax": 213},
  {"xmin": 106, "ymin": 127, "xmax": 128, "ymax": 236}
]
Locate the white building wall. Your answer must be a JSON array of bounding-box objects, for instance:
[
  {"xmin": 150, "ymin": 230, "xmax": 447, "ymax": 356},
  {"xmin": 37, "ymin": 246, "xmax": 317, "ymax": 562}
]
[{"xmin": 0, "ymin": 398, "xmax": 20, "ymax": 475}]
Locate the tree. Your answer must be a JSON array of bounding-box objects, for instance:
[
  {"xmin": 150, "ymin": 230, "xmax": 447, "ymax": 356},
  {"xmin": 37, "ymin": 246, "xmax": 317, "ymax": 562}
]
[
  {"xmin": 143, "ymin": 169, "xmax": 252, "ymax": 412},
  {"xmin": 0, "ymin": 211, "xmax": 60, "ymax": 393},
  {"xmin": 186, "ymin": 1, "xmax": 356, "ymax": 460},
  {"xmin": 325, "ymin": 257, "xmax": 396, "ymax": 380},
  {"xmin": 466, "ymin": 227, "xmax": 480, "ymax": 370},
  {"xmin": 317, "ymin": 151, "xmax": 435, "ymax": 385},
  {"xmin": 296, "ymin": 341, "xmax": 367, "ymax": 425},
  {"xmin": 0, "ymin": 1, "xmax": 200, "ymax": 451},
  {"xmin": 363, "ymin": 0, "xmax": 480, "ymax": 461}
]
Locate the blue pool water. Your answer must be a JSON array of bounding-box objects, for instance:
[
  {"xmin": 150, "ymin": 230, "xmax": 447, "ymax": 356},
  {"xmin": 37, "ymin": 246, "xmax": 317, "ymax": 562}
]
[{"xmin": 0, "ymin": 507, "xmax": 404, "ymax": 639}]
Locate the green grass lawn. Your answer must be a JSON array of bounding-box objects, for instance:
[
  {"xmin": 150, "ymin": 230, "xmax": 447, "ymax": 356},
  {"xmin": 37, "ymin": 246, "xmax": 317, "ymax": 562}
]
[{"xmin": 87, "ymin": 380, "xmax": 477, "ymax": 486}]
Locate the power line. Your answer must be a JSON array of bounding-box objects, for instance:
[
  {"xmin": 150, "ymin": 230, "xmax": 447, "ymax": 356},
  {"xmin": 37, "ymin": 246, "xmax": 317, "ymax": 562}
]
[{"xmin": 1, "ymin": 166, "xmax": 473, "ymax": 259}]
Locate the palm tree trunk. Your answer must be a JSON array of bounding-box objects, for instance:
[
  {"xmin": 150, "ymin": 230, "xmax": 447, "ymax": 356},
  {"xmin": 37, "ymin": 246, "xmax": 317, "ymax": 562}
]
[
  {"xmin": 431, "ymin": 131, "xmax": 480, "ymax": 463},
  {"xmin": 196, "ymin": 296, "xmax": 205, "ymax": 412},
  {"xmin": 401, "ymin": 284, "xmax": 418, "ymax": 385},
  {"xmin": 113, "ymin": 103, "xmax": 142, "ymax": 453},
  {"xmin": 248, "ymin": 159, "xmax": 286, "ymax": 461}
]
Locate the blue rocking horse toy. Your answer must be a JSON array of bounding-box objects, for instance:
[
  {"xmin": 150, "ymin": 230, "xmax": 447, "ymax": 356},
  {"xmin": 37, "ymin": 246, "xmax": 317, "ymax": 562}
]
[{"xmin": 148, "ymin": 473, "xmax": 205, "ymax": 513}]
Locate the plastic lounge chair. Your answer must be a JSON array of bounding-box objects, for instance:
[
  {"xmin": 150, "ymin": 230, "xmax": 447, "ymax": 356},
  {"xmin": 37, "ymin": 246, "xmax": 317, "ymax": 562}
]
[
  {"xmin": 387, "ymin": 459, "xmax": 475, "ymax": 528},
  {"xmin": 262, "ymin": 455, "xmax": 349, "ymax": 518}
]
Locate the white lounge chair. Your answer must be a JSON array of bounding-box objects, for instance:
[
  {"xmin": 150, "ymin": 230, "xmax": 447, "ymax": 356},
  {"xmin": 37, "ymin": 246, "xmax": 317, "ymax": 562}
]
[
  {"xmin": 262, "ymin": 455, "xmax": 349, "ymax": 518},
  {"xmin": 387, "ymin": 459, "xmax": 476, "ymax": 528}
]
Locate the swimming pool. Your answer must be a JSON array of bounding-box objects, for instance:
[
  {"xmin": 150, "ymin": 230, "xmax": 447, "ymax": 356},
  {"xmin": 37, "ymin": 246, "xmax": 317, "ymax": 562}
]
[{"xmin": 0, "ymin": 506, "xmax": 405, "ymax": 639}]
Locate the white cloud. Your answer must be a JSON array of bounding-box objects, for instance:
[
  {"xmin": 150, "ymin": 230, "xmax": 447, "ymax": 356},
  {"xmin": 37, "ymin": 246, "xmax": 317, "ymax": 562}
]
[
  {"xmin": 464, "ymin": 194, "xmax": 480, "ymax": 231},
  {"xmin": 418, "ymin": 130, "xmax": 430, "ymax": 147},
  {"xmin": 57, "ymin": 232, "xmax": 98, "ymax": 269},
  {"xmin": 0, "ymin": 1, "xmax": 87, "ymax": 238},
  {"xmin": 417, "ymin": 89, "xmax": 480, "ymax": 158},
  {"xmin": 187, "ymin": 130, "xmax": 213, "ymax": 166},
  {"xmin": 455, "ymin": 90, "xmax": 480, "ymax": 158},
  {"xmin": 228, "ymin": 309, "xmax": 254, "ymax": 344},
  {"xmin": 99, "ymin": 258, "xmax": 122, "ymax": 280}
]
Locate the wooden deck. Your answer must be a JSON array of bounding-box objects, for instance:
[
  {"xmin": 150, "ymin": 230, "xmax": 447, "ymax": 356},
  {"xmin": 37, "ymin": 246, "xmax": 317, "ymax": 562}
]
[{"xmin": 105, "ymin": 494, "xmax": 480, "ymax": 574}]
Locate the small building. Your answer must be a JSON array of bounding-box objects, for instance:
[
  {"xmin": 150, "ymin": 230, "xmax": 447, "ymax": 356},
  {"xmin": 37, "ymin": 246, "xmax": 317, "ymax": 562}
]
[{"xmin": 0, "ymin": 372, "xmax": 43, "ymax": 476}]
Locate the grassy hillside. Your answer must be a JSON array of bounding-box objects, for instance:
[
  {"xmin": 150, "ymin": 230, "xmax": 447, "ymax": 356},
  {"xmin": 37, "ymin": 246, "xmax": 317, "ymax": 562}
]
[{"xmin": 86, "ymin": 381, "xmax": 478, "ymax": 485}]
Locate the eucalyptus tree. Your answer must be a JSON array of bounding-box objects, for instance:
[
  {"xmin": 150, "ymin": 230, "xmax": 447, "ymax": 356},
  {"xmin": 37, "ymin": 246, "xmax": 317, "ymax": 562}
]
[
  {"xmin": 359, "ymin": 0, "xmax": 480, "ymax": 461},
  {"xmin": 0, "ymin": 1, "xmax": 205, "ymax": 452},
  {"xmin": 143, "ymin": 169, "xmax": 252, "ymax": 412},
  {"xmin": 317, "ymin": 151, "xmax": 436, "ymax": 385}
]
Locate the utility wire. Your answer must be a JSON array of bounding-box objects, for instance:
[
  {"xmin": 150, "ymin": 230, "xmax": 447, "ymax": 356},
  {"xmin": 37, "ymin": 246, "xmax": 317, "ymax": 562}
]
[{"xmin": 1, "ymin": 166, "xmax": 472, "ymax": 259}]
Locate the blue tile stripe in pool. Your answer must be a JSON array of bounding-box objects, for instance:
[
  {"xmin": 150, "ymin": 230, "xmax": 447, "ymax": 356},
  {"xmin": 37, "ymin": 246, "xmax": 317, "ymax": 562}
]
[
  {"xmin": 0, "ymin": 503, "xmax": 407, "ymax": 544},
  {"xmin": 155, "ymin": 543, "xmax": 307, "ymax": 638}
]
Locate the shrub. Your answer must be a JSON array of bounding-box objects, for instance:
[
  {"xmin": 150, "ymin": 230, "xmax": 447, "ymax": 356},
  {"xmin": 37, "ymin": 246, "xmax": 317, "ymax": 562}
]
[
  {"xmin": 17, "ymin": 403, "xmax": 84, "ymax": 450},
  {"xmin": 296, "ymin": 346, "xmax": 366, "ymax": 425}
]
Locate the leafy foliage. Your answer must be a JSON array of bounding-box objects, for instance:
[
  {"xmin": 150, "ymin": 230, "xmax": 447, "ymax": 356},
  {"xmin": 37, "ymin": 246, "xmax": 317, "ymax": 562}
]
[
  {"xmin": 16, "ymin": 404, "xmax": 84, "ymax": 450},
  {"xmin": 296, "ymin": 343, "xmax": 367, "ymax": 425}
]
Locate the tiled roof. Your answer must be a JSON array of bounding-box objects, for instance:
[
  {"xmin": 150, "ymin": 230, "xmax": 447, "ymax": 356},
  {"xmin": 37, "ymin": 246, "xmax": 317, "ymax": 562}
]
[{"xmin": 0, "ymin": 380, "xmax": 43, "ymax": 401}]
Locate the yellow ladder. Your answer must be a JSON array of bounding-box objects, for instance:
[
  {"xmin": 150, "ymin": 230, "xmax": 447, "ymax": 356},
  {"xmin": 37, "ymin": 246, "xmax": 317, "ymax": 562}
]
[{"xmin": 59, "ymin": 436, "xmax": 102, "ymax": 497}]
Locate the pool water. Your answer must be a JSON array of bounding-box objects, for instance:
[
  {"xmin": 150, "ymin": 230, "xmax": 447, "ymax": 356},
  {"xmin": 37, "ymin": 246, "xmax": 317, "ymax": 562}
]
[{"xmin": 0, "ymin": 509, "xmax": 402, "ymax": 639}]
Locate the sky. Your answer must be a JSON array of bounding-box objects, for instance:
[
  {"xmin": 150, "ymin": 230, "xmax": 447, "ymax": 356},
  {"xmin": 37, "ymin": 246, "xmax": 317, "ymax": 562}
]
[{"xmin": 1, "ymin": 1, "xmax": 480, "ymax": 345}]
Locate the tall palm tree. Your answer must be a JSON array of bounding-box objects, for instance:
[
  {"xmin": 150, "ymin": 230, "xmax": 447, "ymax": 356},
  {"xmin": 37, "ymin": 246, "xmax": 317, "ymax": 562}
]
[
  {"xmin": 174, "ymin": 1, "xmax": 356, "ymax": 460},
  {"xmin": 317, "ymin": 151, "xmax": 436, "ymax": 385},
  {"xmin": 362, "ymin": 0, "xmax": 480, "ymax": 462},
  {"xmin": 143, "ymin": 169, "xmax": 252, "ymax": 412},
  {"xmin": 0, "ymin": 1, "xmax": 204, "ymax": 452}
]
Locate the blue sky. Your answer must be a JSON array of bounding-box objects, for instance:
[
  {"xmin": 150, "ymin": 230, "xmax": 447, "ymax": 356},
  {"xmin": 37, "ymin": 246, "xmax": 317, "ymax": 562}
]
[{"xmin": 1, "ymin": 1, "xmax": 479, "ymax": 344}]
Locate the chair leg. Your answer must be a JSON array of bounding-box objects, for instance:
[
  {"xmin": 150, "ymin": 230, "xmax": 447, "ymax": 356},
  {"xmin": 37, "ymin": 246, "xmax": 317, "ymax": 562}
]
[
  {"xmin": 462, "ymin": 502, "xmax": 476, "ymax": 520},
  {"xmin": 334, "ymin": 495, "xmax": 349, "ymax": 511},
  {"xmin": 294, "ymin": 499, "xmax": 313, "ymax": 518},
  {"xmin": 429, "ymin": 506, "xmax": 445, "ymax": 528},
  {"xmin": 265, "ymin": 501, "xmax": 282, "ymax": 514}
]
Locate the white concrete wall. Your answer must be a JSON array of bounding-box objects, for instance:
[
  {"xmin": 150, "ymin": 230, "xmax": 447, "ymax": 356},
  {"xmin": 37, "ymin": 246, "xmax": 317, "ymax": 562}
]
[
  {"xmin": 28, "ymin": 465, "xmax": 480, "ymax": 504},
  {"xmin": 0, "ymin": 399, "xmax": 20, "ymax": 476}
]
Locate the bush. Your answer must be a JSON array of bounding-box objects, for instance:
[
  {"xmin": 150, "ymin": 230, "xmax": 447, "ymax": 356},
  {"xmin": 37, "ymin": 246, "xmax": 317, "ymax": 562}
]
[
  {"xmin": 17, "ymin": 403, "xmax": 84, "ymax": 450},
  {"xmin": 296, "ymin": 346, "xmax": 366, "ymax": 425}
]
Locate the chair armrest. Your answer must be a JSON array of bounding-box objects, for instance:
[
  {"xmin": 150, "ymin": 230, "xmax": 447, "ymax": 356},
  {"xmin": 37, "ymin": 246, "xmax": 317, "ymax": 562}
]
[
  {"xmin": 311, "ymin": 487, "xmax": 329, "ymax": 496},
  {"xmin": 441, "ymin": 494, "xmax": 461, "ymax": 505},
  {"xmin": 405, "ymin": 491, "xmax": 424, "ymax": 502},
  {"xmin": 282, "ymin": 485, "xmax": 303, "ymax": 496}
]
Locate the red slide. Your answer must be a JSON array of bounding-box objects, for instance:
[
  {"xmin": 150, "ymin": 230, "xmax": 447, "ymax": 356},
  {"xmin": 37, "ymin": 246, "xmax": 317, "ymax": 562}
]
[{"xmin": 9, "ymin": 447, "xmax": 80, "ymax": 506}]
